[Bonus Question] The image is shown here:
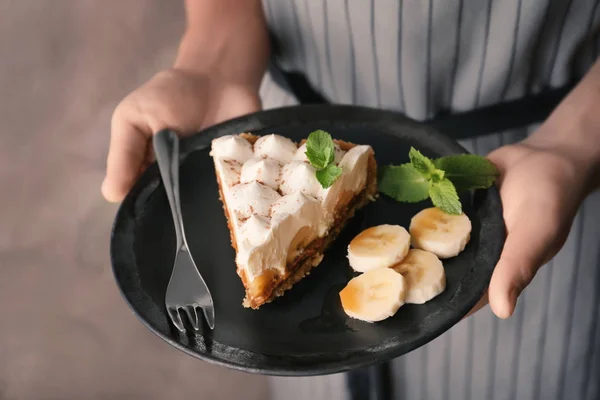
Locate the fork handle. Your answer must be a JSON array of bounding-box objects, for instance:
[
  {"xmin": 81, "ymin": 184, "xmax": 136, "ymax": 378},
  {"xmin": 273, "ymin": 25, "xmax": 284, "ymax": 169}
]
[{"xmin": 153, "ymin": 129, "xmax": 186, "ymax": 249}]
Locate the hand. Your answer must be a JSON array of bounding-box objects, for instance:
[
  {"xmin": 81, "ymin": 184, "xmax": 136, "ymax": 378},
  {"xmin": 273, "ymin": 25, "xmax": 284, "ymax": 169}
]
[
  {"xmin": 101, "ymin": 68, "xmax": 261, "ymax": 202},
  {"xmin": 467, "ymin": 133, "xmax": 596, "ymax": 319}
]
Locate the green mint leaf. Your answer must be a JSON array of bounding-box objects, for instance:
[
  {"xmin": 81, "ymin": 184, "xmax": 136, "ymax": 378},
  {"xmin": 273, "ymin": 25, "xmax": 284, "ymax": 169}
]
[
  {"xmin": 378, "ymin": 164, "xmax": 431, "ymax": 202},
  {"xmin": 316, "ymin": 164, "xmax": 342, "ymax": 188},
  {"xmin": 305, "ymin": 130, "xmax": 335, "ymax": 169},
  {"xmin": 409, "ymin": 147, "xmax": 436, "ymax": 176},
  {"xmin": 431, "ymin": 169, "xmax": 445, "ymax": 183},
  {"xmin": 433, "ymin": 154, "xmax": 499, "ymax": 192},
  {"xmin": 429, "ymin": 178, "xmax": 462, "ymax": 215}
]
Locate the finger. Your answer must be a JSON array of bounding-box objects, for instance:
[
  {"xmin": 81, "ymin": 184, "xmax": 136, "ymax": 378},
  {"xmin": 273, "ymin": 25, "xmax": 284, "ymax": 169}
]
[
  {"xmin": 486, "ymin": 144, "xmax": 525, "ymax": 173},
  {"xmin": 488, "ymin": 208, "xmax": 556, "ymax": 319},
  {"xmin": 137, "ymin": 141, "xmax": 155, "ymax": 175},
  {"xmin": 102, "ymin": 110, "xmax": 151, "ymax": 203}
]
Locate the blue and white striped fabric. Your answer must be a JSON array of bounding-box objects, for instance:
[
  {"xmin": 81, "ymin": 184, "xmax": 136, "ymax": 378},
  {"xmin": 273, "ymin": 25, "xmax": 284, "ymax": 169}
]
[{"xmin": 259, "ymin": 1, "xmax": 600, "ymax": 399}]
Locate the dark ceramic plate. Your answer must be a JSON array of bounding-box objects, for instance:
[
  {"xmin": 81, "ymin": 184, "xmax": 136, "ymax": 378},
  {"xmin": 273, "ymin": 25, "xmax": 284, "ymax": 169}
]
[{"xmin": 110, "ymin": 105, "xmax": 505, "ymax": 376}]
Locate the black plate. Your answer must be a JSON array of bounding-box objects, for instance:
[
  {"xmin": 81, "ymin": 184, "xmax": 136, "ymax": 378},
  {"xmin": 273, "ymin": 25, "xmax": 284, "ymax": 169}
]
[{"xmin": 110, "ymin": 104, "xmax": 505, "ymax": 376}]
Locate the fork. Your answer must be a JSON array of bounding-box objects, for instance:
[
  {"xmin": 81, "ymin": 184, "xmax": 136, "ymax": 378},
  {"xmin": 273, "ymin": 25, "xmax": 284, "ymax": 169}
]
[{"xmin": 153, "ymin": 129, "xmax": 215, "ymax": 331}]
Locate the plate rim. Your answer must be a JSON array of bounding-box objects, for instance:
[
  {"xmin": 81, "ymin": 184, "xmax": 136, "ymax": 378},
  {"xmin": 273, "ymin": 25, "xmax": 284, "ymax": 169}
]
[{"xmin": 110, "ymin": 104, "xmax": 505, "ymax": 376}]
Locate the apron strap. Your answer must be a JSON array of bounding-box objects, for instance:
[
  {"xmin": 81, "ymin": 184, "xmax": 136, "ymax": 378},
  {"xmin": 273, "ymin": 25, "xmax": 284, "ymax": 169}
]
[{"xmin": 268, "ymin": 63, "xmax": 577, "ymax": 140}]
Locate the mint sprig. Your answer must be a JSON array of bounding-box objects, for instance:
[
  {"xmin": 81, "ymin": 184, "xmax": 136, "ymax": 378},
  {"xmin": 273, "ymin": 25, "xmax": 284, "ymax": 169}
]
[
  {"xmin": 434, "ymin": 154, "xmax": 499, "ymax": 192},
  {"xmin": 378, "ymin": 147, "xmax": 499, "ymax": 215},
  {"xmin": 305, "ymin": 130, "xmax": 342, "ymax": 188},
  {"xmin": 378, "ymin": 164, "xmax": 430, "ymax": 202},
  {"xmin": 409, "ymin": 147, "xmax": 436, "ymax": 175},
  {"xmin": 316, "ymin": 164, "xmax": 342, "ymax": 188},
  {"xmin": 429, "ymin": 178, "xmax": 461, "ymax": 215}
]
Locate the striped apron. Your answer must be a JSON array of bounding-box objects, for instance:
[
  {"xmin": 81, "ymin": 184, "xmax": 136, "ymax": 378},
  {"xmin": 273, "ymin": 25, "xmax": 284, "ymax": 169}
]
[{"xmin": 258, "ymin": 1, "xmax": 600, "ymax": 399}]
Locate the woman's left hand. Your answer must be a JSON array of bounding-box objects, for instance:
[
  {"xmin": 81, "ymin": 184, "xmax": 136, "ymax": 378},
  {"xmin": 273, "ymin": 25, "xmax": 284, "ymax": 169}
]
[{"xmin": 468, "ymin": 133, "xmax": 595, "ymax": 319}]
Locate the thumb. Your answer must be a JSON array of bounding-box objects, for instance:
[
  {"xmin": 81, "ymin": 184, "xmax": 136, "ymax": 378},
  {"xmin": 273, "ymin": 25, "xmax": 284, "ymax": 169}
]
[
  {"xmin": 101, "ymin": 110, "xmax": 152, "ymax": 203},
  {"xmin": 488, "ymin": 207, "xmax": 557, "ymax": 319}
]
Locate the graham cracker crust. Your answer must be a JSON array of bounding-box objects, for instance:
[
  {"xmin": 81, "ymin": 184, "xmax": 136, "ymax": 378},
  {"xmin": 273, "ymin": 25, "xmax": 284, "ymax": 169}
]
[{"xmin": 213, "ymin": 133, "xmax": 378, "ymax": 309}]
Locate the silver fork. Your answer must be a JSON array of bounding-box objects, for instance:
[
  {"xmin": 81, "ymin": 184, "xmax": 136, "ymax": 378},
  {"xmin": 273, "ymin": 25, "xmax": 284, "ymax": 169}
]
[{"xmin": 153, "ymin": 129, "xmax": 215, "ymax": 331}]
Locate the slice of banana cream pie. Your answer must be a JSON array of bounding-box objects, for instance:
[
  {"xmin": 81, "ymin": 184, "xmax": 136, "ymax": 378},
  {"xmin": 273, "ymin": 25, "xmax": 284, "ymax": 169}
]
[{"xmin": 209, "ymin": 130, "xmax": 377, "ymax": 309}]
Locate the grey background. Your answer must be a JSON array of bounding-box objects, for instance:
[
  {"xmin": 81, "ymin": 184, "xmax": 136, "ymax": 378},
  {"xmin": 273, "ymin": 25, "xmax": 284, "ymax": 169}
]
[{"xmin": 0, "ymin": 1, "xmax": 269, "ymax": 399}]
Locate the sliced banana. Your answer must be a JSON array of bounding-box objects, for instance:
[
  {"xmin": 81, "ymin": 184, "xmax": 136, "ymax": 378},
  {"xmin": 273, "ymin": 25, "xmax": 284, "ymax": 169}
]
[
  {"xmin": 347, "ymin": 224, "xmax": 411, "ymax": 272},
  {"xmin": 339, "ymin": 267, "xmax": 406, "ymax": 322},
  {"xmin": 409, "ymin": 207, "xmax": 471, "ymax": 259},
  {"xmin": 392, "ymin": 249, "xmax": 446, "ymax": 304}
]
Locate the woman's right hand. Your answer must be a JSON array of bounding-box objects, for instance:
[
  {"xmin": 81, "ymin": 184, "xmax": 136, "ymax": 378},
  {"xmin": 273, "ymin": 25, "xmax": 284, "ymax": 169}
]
[{"xmin": 101, "ymin": 68, "xmax": 261, "ymax": 203}]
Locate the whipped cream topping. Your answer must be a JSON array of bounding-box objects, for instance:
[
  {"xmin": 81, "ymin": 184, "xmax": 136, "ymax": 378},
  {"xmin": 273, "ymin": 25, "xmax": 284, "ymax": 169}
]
[
  {"xmin": 209, "ymin": 135, "xmax": 254, "ymax": 164},
  {"xmin": 238, "ymin": 215, "xmax": 271, "ymax": 247},
  {"xmin": 279, "ymin": 161, "xmax": 323, "ymax": 199},
  {"xmin": 240, "ymin": 156, "xmax": 281, "ymax": 190},
  {"xmin": 210, "ymin": 133, "xmax": 371, "ymax": 281},
  {"xmin": 228, "ymin": 181, "xmax": 281, "ymax": 220},
  {"xmin": 254, "ymin": 134, "xmax": 297, "ymax": 164},
  {"xmin": 271, "ymin": 191, "xmax": 327, "ymax": 235},
  {"xmin": 213, "ymin": 158, "xmax": 241, "ymax": 188}
]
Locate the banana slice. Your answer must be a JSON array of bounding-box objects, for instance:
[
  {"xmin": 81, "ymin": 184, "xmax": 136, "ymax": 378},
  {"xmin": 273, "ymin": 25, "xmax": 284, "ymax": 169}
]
[
  {"xmin": 409, "ymin": 207, "xmax": 471, "ymax": 259},
  {"xmin": 392, "ymin": 249, "xmax": 446, "ymax": 304},
  {"xmin": 347, "ymin": 224, "xmax": 411, "ymax": 272},
  {"xmin": 339, "ymin": 267, "xmax": 406, "ymax": 322}
]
